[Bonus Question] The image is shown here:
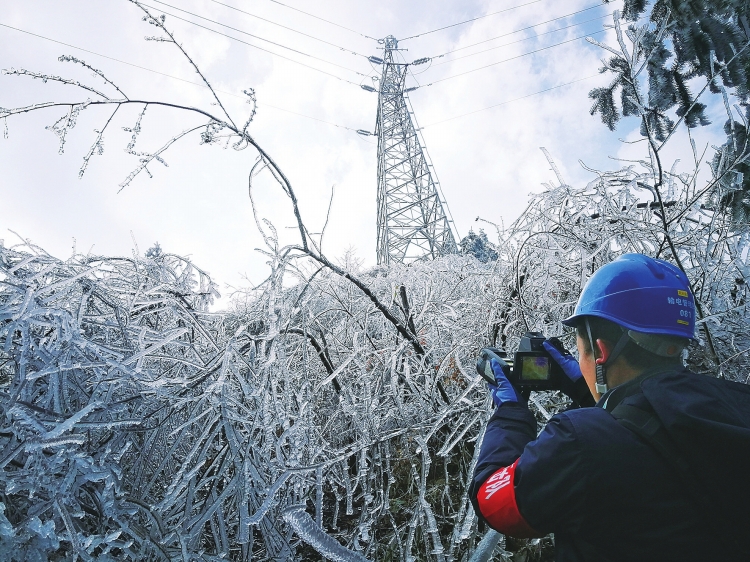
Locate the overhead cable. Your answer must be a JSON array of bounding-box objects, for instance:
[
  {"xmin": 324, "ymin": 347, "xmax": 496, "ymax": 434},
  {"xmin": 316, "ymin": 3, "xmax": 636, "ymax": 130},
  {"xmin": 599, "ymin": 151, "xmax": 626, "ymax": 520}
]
[
  {"xmin": 433, "ymin": 11, "xmax": 612, "ymax": 65},
  {"xmin": 0, "ymin": 21, "xmax": 360, "ymax": 132},
  {"xmin": 423, "ymin": 74, "xmax": 599, "ymax": 127},
  {"xmin": 432, "ymin": 4, "xmax": 602, "ymax": 58},
  {"xmin": 259, "ymin": 103, "xmax": 360, "ymax": 131},
  {"xmin": 400, "ymin": 0, "xmax": 543, "ymax": 41},
  {"xmin": 205, "ymin": 0, "xmax": 367, "ymax": 59},
  {"xmin": 139, "ymin": 6, "xmax": 359, "ymax": 85},
  {"xmin": 422, "ymin": 29, "xmax": 606, "ymax": 88},
  {"xmin": 142, "ymin": 1, "xmax": 368, "ymax": 78},
  {"xmin": 263, "ymin": 0, "xmax": 379, "ymax": 41}
]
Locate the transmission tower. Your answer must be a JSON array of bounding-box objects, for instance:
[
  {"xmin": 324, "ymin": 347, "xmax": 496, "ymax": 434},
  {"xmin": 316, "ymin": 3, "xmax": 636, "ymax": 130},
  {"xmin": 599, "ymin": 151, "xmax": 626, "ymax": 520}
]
[{"xmin": 374, "ymin": 35, "xmax": 458, "ymax": 265}]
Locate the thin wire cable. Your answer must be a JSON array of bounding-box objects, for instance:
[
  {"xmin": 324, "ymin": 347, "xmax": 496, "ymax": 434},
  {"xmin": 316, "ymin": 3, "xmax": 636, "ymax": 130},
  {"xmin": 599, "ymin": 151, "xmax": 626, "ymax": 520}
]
[
  {"xmin": 0, "ymin": 21, "xmax": 360, "ymax": 132},
  {"xmin": 432, "ymin": 3, "xmax": 602, "ymax": 58},
  {"xmin": 263, "ymin": 0, "xmax": 379, "ymax": 41},
  {"xmin": 142, "ymin": 1, "xmax": 368, "ymax": 77},
  {"xmin": 423, "ymin": 74, "xmax": 599, "ymax": 127},
  {"xmin": 400, "ymin": 0, "xmax": 543, "ymax": 41},
  {"xmin": 259, "ymin": 103, "xmax": 360, "ymax": 131},
  {"xmin": 423, "ymin": 29, "xmax": 606, "ymax": 88},
  {"xmin": 207, "ymin": 0, "xmax": 367, "ymax": 58},
  {"xmin": 132, "ymin": 5, "xmax": 359, "ymax": 85},
  {"xmin": 432, "ymin": 12, "xmax": 613, "ymax": 66}
]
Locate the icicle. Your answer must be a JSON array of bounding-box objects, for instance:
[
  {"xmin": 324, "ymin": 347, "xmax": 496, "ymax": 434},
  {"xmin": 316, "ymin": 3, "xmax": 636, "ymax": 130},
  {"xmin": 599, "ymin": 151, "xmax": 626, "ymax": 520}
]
[
  {"xmin": 438, "ymin": 413, "xmax": 481, "ymax": 456},
  {"xmin": 315, "ymin": 466, "xmax": 324, "ymax": 528},
  {"xmin": 41, "ymin": 401, "xmax": 101, "ymax": 440},
  {"xmin": 238, "ymin": 480, "xmax": 251, "ymax": 544},
  {"xmin": 529, "ymin": 395, "xmax": 552, "ymax": 421},
  {"xmin": 422, "ymin": 501, "xmax": 446, "ymax": 561},
  {"xmin": 451, "ymin": 419, "xmax": 489, "ymax": 551},
  {"xmin": 458, "ymin": 507, "xmax": 475, "ymax": 541},
  {"xmin": 25, "ymin": 435, "xmax": 86, "ymax": 451},
  {"xmin": 332, "ymin": 486, "xmax": 342, "ymax": 530},
  {"xmin": 404, "ymin": 513, "xmax": 417, "ymax": 562},
  {"xmin": 415, "ymin": 436, "xmax": 445, "ymax": 561},
  {"xmin": 344, "ymin": 469, "xmax": 353, "ymax": 516}
]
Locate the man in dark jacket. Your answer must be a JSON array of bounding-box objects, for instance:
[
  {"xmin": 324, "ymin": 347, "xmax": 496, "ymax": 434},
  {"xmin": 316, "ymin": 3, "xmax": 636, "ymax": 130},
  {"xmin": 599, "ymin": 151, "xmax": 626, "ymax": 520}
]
[{"xmin": 470, "ymin": 254, "xmax": 750, "ymax": 561}]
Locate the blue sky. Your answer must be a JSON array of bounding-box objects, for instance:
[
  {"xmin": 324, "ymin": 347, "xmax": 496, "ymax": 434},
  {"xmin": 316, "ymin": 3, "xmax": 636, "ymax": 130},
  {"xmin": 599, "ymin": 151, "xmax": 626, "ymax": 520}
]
[{"xmin": 0, "ymin": 0, "xmax": 728, "ymax": 302}]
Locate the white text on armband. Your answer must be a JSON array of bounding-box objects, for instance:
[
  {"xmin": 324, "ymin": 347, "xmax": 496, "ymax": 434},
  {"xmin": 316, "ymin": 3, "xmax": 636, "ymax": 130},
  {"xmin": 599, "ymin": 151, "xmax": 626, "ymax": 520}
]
[{"xmin": 484, "ymin": 466, "xmax": 512, "ymax": 500}]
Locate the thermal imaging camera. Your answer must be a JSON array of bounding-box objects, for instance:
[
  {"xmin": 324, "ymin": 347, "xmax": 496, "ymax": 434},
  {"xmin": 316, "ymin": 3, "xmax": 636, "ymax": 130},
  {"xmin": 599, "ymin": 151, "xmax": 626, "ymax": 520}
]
[{"xmin": 476, "ymin": 331, "xmax": 565, "ymax": 391}]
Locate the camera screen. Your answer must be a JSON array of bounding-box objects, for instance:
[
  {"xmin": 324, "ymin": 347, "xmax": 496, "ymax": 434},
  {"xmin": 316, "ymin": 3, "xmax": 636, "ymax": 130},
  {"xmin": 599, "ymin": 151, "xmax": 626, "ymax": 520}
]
[{"xmin": 519, "ymin": 355, "xmax": 551, "ymax": 381}]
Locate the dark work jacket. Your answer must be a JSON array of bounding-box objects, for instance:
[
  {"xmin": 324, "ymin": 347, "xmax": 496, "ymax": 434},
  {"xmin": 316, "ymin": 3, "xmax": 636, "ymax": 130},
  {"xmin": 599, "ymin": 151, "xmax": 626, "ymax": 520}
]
[{"xmin": 470, "ymin": 367, "xmax": 750, "ymax": 562}]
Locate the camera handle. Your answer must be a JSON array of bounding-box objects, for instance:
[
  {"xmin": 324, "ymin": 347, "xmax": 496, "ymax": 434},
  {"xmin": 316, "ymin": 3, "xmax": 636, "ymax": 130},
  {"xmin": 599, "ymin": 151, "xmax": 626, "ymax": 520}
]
[{"xmin": 476, "ymin": 347, "xmax": 509, "ymax": 385}]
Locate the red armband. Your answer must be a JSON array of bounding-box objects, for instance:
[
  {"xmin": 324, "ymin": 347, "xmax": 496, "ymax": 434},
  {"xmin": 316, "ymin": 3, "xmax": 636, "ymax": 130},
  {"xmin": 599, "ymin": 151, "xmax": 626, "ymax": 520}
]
[{"xmin": 477, "ymin": 459, "xmax": 539, "ymax": 538}]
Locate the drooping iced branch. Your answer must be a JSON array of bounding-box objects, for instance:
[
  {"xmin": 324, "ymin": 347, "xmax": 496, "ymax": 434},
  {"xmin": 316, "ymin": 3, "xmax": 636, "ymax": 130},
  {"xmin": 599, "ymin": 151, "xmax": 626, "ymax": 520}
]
[
  {"xmin": 80, "ymin": 104, "xmax": 121, "ymax": 178},
  {"xmin": 292, "ymin": 246, "xmax": 426, "ymax": 357},
  {"xmin": 46, "ymin": 101, "xmax": 90, "ymax": 154}
]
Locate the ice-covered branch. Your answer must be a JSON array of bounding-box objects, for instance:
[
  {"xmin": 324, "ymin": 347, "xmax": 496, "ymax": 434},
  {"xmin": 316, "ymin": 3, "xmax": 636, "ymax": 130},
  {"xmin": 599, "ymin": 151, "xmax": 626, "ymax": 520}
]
[
  {"xmin": 58, "ymin": 54, "xmax": 129, "ymax": 99},
  {"xmin": 3, "ymin": 67, "xmax": 111, "ymax": 99},
  {"xmin": 128, "ymin": 0, "xmax": 237, "ymax": 130},
  {"xmin": 282, "ymin": 505, "xmax": 371, "ymax": 562}
]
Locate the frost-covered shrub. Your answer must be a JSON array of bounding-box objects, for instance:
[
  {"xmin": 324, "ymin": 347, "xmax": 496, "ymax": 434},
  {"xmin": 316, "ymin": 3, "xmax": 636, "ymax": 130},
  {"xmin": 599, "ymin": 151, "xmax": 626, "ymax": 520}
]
[
  {"xmin": 0, "ymin": 236, "xmax": 572, "ymax": 560},
  {"xmin": 3, "ymin": 165, "xmax": 747, "ymax": 560}
]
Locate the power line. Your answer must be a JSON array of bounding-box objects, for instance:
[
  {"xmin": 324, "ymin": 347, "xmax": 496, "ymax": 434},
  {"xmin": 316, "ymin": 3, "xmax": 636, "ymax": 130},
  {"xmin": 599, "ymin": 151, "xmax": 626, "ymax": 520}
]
[
  {"xmin": 400, "ymin": 0, "xmax": 543, "ymax": 41},
  {"xmin": 140, "ymin": 6, "xmax": 359, "ymax": 85},
  {"xmin": 205, "ymin": 0, "xmax": 367, "ymax": 59},
  {"xmin": 133, "ymin": 4, "xmax": 360, "ymax": 85},
  {"xmin": 433, "ymin": 11, "xmax": 612, "ymax": 65},
  {"xmin": 423, "ymin": 74, "xmax": 599, "ymax": 127},
  {"xmin": 0, "ymin": 19, "xmax": 619, "ymax": 135},
  {"xmin": 142, "ymin": 1, "xmax": 368, "ymax": 78},
  {"xmin": 422, "ymin": 29, "xmax": 606, "ymax": 88},
  {"xmin": 0, "ymin": 21, "xmax": 614, "ymax": 140},
  {"xmin": 432, "ymin": 4, "xmax": 603, "ymax": 58},
  {"xmin": 263, "ymin": 0, "xmax": 379, "ymax": 41},
  {"xmin": 0, "ymin": 21, "xmax": 360, "ymax": 133},
  {"xmin": 259, "ymin": 103, "xmax": 360, "ymax": 131}
]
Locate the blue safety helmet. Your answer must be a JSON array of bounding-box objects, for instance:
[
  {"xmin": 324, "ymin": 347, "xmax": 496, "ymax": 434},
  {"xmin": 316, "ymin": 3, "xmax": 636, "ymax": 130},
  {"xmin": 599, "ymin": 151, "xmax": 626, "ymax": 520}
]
[{"xmin": 562, "ymin": 253, "xmax": 695, "ymax": 340}]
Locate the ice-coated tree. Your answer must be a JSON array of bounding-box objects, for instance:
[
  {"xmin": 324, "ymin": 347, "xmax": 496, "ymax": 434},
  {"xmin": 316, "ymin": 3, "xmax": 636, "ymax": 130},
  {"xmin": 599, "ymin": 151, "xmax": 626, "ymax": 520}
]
[
  {"xmin": 591, "ymin": 0, "xmax": 750, "ymax": 223},
  {"xmin": 460, "ymin": 229, "xmax": 498, "ymax": 263}
]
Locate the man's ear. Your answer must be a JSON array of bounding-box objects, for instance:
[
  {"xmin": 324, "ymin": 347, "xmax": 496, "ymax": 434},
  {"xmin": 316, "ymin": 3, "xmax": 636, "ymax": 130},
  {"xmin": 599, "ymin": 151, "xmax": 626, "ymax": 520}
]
[{"xmin": 595, "ymin": 338, "xmax": 612, "ymax": 365}]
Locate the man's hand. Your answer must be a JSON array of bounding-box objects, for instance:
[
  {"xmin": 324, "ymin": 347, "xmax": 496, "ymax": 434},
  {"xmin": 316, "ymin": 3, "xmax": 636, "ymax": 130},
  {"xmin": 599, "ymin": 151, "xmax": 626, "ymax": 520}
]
[
  {"xmin": 543, "ymin": 338, "xmax": 595, "ymax": 407},
  {"xmin": 488, "ymin": 358, "xmax": 525, "ymax": 408},
  {"xmin": 543, "ymin": 338, "xmax": 582, "ymax": 381}
]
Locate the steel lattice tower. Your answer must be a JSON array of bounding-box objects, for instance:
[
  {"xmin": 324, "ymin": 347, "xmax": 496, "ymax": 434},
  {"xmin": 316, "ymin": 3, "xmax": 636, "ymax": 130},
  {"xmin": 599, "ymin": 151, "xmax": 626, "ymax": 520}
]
[{"xmin": 375, "ymin": 36, "xmax": 457, "ymax": 265}]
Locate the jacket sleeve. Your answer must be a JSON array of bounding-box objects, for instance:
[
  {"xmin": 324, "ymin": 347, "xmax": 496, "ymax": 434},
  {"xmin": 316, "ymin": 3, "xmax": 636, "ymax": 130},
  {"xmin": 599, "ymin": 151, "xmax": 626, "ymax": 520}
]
[
  {"xmin": 470, "ymin": 403, "xmax": 539, "ymax": 537},
  {"xmin": 471, "ymin": 406, "xmax": 588, "ymax": 537}
]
